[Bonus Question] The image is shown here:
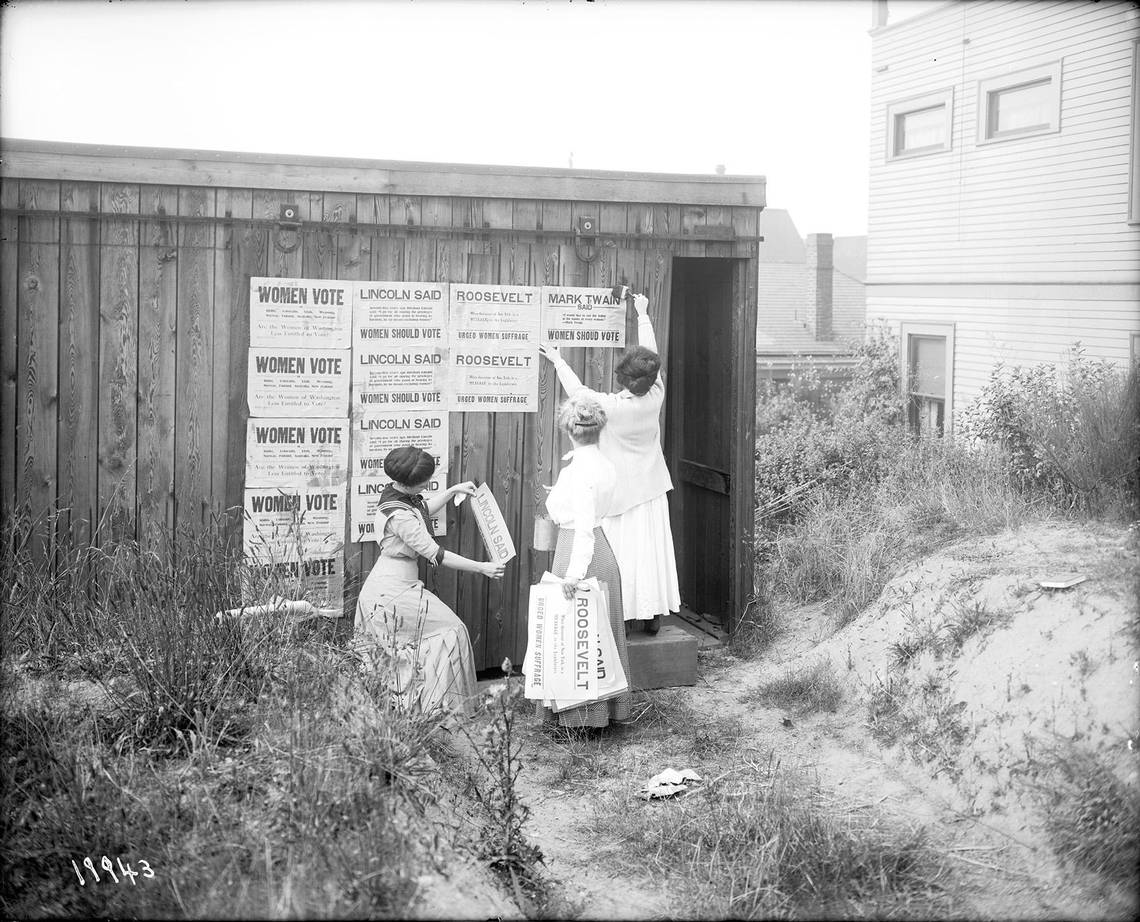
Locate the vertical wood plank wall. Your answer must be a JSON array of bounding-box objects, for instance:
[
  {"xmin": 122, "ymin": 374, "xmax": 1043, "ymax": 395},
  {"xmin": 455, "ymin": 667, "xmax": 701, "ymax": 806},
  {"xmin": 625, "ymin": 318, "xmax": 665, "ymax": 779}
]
[{"xmin": 0, "ymin": 180, "xmax": 758, "ymax": 669}]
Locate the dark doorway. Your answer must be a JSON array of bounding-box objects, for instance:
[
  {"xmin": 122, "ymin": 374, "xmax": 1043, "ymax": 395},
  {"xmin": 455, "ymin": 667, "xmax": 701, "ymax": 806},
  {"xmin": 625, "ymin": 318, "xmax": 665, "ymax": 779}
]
[{"xmin": 665, "ymin": 258, "xmax": 736, "ymax": 630}]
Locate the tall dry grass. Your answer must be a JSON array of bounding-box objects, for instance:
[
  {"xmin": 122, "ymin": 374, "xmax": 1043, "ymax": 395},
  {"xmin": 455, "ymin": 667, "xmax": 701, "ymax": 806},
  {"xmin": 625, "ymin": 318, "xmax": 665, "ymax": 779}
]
[
  {"xmin": 1, "ymin": 513, "xmax": 538, "ymax": 919},
  {"xmin": 769, "ymin": 438, "xmax": 1046, "ymax": 624}
]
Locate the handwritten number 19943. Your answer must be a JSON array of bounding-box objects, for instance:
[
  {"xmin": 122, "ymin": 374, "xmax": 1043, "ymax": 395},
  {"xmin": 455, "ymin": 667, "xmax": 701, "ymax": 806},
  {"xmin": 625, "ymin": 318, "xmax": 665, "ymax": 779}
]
[{"xmin": 71, "ymin": 856, "xmax": 155, "ymax": 886}]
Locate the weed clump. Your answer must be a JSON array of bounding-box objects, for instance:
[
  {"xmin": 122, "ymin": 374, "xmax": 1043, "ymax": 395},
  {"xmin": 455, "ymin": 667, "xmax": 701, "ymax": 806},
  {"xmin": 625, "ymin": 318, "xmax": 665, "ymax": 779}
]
[
  {"xmin": 1034, "ymin": 745, "xmax": 1140, "ymax": 885},
  {"xmin": 747, "ymin": 659, "xmax": 843, "ymax": 716},
  {"xmin": 597, "ymin": 757, "xmax": 948, "ymax": 919}
]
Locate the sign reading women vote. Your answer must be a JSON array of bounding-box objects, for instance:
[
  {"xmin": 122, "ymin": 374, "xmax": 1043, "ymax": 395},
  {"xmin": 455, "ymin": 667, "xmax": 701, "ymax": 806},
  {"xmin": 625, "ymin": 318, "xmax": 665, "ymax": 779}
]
[
  {"xmin": 249, "ymin": 277, "xmax": 352, "ymax": 348},
  {"xmin": 349, "ymin": 477, "xmax": 447, "ymax": 543},
  {"xmin": 243, "ymin": 485, "xmax": 347, "ymax": 560},
  {"xmin": 350, "ymin": 411, "xmax": 450, "ymax": 480},
  {"xmin": 449, "ymin": 284, "xmax": 541, "ymax": 412},
  {"xmin": 245, "ymin": 417, "xmax": 350, "ymax": 486},
  {"xmin": 352, "ymin": 282, "xmax": 449, "ymax": 412},
  {"xmin": 247, "ymin": 348, "xmax": 351, "ymax": 416},
  {"xmin": 540, "ymin": 287, "xmax": 627, "ymax": 347}
]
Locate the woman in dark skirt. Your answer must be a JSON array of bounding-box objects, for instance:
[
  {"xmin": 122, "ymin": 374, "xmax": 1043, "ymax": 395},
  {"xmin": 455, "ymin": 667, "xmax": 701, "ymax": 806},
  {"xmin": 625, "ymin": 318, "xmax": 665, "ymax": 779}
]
[{"xmin": 537, "ymin": 393, "xmax": 632, "ymax": 728}]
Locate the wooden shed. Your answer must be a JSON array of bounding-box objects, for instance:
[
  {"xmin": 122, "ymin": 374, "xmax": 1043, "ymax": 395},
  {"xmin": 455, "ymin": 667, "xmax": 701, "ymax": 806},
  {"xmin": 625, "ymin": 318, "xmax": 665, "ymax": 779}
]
[{"xmin": 0, "ymin": 139, "xmax": 764, "ymax": 670}]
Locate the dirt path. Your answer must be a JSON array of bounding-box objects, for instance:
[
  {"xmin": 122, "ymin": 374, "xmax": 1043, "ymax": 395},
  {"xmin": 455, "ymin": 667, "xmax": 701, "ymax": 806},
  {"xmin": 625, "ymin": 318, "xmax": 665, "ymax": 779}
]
[
  {"xmin": 686, "ymin": 650, "xmax": 1115, "ymax": 921},
  {"xmin": 514, "ymin": 728, "xmax": 672, "ymax": 920},
  {"xmin": 512, "ymin": 639, "xmax": 1128, "ymax": 919}
]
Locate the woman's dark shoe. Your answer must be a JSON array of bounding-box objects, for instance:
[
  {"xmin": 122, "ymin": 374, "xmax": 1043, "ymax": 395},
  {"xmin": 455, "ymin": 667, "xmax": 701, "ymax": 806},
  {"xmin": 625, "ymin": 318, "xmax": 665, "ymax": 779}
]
[{"xmin": 644, "ymin": 615, "xmax": 661, "ymax": 635}]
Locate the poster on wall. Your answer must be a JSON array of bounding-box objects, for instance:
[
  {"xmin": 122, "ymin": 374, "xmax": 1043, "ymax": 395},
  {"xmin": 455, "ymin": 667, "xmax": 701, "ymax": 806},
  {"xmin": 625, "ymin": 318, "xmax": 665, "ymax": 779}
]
[
  {"xmin": 349, "ymin": 476, "xmax": 447, "ymax": 543},
  {"xmin": 245, "ymin": 417, "xmax": 350, "ymax": 487},
  {"xmin": 244, "ymin": 555, "xmax": 345, "ymax": 610},
  {"xmin": 247, "ymin": 348, "xmax": 351, "ymax": 417},
  {"xmin": 540, "ymin": 286, "xmax": 627, "ymax": 347},
  {"xmin": 350, "ymin": 410, "xmax": 450, "ymax": 479},
  {"xmin": 350, "ymin": 345, "xmax": 447, "ymax": 414},
  {"xmin": 449, "ymin": 284, "xmax": 541, "ymax": 412},
  {"xmin": 352, "ymin": 281, "xmax": 449, "ymax": 412},
  {"xmin": 249, "ymin": 277, "xmax": 352, "ymax": 348},
  {"xmin": 243, "ymin": 484, "xmax": 347, "ymax": 560}
]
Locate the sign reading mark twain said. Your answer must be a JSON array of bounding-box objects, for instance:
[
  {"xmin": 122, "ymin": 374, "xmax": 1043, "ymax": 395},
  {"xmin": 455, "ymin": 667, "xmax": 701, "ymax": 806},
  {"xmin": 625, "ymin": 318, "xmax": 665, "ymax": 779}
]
[
  {"xmin": 245, "ymin": 418, "xmax": 350, "ymax": 487},
  {"xmin": 540, "ymin": 286, "xmax": 626, "ymax": 347},
  {"xmin": 249, "ymin": 277, "xmax": 352, "ymax": 348},
  {"xmin": 449, "ymin": 284, "xmax": 540, "ymax": 412},
  {"xmin": 243, "ymin": 485, "xmax": 347, "ymax": 560},
  {"xmin": 351, "ymin": 411, "xmax": 450, "ymax": 479},
  {"xmin": 353, "ymin": 282, "xmax": 449, "ymax": 411},
  {"xmin": 349, "ymin": 477, "xmax": 447, "ymax": 543},
  {"xmin": 469, "ymin": 483, "xmax": 516, "ymax": 563},
  {"xmin": 248, "ymin": 348, "xmax": 351, "ymax": 417}
]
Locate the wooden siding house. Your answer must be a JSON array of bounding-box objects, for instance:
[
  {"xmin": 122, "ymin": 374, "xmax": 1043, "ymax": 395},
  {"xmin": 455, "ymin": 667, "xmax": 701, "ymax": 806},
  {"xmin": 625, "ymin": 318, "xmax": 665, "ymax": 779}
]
[
  {"xmin": 867, "ymin": 0, "xmax": 1140, "ymax": 434},
  {"xmin": 0, "ymin": 139, "xmax": 765, "ymax": 670}
]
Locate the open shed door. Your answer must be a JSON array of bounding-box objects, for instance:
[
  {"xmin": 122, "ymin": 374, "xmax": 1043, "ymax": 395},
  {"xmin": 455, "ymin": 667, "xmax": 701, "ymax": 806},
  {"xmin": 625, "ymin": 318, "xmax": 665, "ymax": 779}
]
[{"xmin": 665, "ymin": 258, "xmax": 735, "ymax": 627}]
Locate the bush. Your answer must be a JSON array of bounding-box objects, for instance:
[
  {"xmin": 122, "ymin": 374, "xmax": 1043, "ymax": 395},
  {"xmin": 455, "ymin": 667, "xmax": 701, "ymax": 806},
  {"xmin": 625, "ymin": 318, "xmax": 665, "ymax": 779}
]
[
  {"xmin": 959, "ymin": 346, "xmax": 1140, "ymax": 518},
  {"xmin": 755, "ymin": 332, "xmax": 905, "ymax": 525}
]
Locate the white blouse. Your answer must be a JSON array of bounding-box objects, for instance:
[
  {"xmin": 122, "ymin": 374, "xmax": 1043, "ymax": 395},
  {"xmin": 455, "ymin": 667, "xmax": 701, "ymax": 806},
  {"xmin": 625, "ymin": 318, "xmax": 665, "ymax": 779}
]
[
  {"xmin": 550, "ymin": 314, "xmax": 673, "ymax": 515},
  {"xmin": 544, "ymin": 444, "xmax": 617, "ymax": 581}
]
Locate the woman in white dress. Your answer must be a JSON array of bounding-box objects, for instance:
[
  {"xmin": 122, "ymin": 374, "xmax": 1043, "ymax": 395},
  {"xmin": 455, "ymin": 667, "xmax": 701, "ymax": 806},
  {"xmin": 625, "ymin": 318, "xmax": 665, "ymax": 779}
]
[
  {"xmin": 538, "ymin": 393, "xmax": 631, "ymax": 728},
  {"xmin": 354, "ymin": 446, "xmax": 505, "ymax": 716},
  {"xmin": 539, "ymin": 292, "xmax": 680, "ymax": 634}
]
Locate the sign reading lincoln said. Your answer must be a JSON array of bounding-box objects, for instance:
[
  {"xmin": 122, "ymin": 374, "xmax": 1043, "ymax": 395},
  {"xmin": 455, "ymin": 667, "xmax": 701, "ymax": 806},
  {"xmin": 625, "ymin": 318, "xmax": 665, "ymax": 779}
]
[
  {"xmin": 540, "ymin": 286, "xmax": 626, "ymax": 347},
  {"xmin": 351, "ymin": 346, "xmax": 447, "ymax": 414},
  {"xmin": 249, "ymin": 277, "xmax": 352, "ymax": 348},
  {"xmin": 248, "ymin": 348, "xmax": 351, "ymax": 417},
  {"xmin": 349, "ymin": 477, "xmax": 447, "ymax": 542},
  {"xmin": 350, "ymin": 411, "xmax": 450, "ymax": 480},
  {"xmin": 470, "ymin": 482, "xmax": 516, "ymax": 563},
  {"xmin": 353, "ymin": 282, "xmax": 449, "ymax": 411},
  {"xmin": 449, "ymin": 284, "xmax": 540, "ymax": 412}
]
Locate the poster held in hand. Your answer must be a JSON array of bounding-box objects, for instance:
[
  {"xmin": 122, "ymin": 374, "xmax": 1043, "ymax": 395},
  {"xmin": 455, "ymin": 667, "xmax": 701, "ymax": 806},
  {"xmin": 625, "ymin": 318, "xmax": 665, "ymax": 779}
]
[{"xmin": 469, "ymin": 482, "xmax": 516, "ymax": 563}]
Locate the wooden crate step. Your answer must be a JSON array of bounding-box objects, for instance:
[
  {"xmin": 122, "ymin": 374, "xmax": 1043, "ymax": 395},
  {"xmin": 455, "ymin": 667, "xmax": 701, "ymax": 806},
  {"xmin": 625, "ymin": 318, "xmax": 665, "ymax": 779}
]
[{"xmin": 625, "ymin": 623, "xmax": 698, "ymax": 690}]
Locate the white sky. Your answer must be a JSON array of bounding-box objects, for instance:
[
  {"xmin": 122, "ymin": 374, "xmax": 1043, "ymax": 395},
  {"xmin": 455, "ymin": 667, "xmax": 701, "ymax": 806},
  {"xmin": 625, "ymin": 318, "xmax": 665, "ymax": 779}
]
[{"xmin": 0, "ymin": 0, "xmax": 944, "ymax": 237}]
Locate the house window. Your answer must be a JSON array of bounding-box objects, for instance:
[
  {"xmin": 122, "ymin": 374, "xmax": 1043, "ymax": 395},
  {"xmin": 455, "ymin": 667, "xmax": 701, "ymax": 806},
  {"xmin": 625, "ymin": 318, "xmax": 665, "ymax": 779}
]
[
  {"xmin": 887, "ymin": 89, "xmax": 953, "ymax": 160},
  {"xmin": 901, "ymin": 323, "xmax": 955, "ymax": 436},
  {"xmin": 1131, "ymin": 333, "xmax": 1140, "ymax": 366},
  {"xmin": 1130, "ymin": 41, "xmax": 1139, "ymax": 224},
  {"xmin": 978, "ymin": 60, "xmax": 1062, "ymax": 144}
]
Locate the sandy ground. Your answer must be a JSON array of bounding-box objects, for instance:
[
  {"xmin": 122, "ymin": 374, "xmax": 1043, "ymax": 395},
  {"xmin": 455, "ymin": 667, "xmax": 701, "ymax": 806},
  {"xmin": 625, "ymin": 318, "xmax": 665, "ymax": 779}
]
[{"xmin": 506, "ymin": 522, "xmax": 1139, "ymax": 920}]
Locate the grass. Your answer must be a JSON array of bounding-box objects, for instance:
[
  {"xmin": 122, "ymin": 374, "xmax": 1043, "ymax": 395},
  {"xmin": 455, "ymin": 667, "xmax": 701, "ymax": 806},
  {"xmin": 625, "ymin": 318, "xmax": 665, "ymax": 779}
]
[
  {"xmin": 593, "ymin": 754, "xmax": 950, "ymax": 919},
  {"xmin": 769, "ymin": 439, "xmax": 1045, "ymax": 630},
  {"xmin": 745, "ymin": 659, "xmax": 844, "ymax": 716},
  {"xmin": 865, "ymin": 671, "xmax": 972, "ymax": 784},
  {"xmin": 1033, "ymin": 744, "xmax": 1140, "ymax": 885},
  {"xmin": 0, "ymin": 512, "xmax": 545, "ymax": 919}
]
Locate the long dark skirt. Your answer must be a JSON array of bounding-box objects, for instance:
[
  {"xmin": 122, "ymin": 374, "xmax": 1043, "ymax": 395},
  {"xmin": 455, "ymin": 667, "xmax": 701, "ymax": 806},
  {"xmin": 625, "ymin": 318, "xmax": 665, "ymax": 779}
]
[{"xmin": 536, "ymin": 526, "xmax": 632, "ymax": 728}]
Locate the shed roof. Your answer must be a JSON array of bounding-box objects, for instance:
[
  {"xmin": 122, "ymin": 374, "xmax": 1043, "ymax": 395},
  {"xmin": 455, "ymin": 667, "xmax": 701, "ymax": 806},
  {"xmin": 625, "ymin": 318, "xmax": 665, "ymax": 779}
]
[{"xmin": 0, "ymin": 138, "xmax": 766, "ymax": 208}]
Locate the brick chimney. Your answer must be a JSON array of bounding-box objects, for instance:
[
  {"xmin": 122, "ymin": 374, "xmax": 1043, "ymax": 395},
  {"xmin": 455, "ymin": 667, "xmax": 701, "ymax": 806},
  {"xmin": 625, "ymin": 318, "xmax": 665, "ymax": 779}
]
[{"xmin": 806, "ymin": 233, "xmax": 833, "ymax": 340}]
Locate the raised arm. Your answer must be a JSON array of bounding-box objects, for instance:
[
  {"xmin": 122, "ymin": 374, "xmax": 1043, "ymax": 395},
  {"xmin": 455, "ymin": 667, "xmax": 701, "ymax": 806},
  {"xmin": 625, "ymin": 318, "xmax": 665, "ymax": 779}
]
[
  {"xmin": 633, "ymin": 294, "xmax": 659, "ymax": 353},
  {"xmin": 538, "ymin": 344, "xmax": 586, "ymax": 396}
]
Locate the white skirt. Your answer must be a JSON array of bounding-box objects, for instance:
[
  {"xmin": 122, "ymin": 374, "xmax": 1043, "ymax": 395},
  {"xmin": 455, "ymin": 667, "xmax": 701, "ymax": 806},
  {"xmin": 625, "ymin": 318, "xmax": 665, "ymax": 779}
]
[{"xmin": 602, "ymin": 494, "xmax": 681, "ymax": 621}]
